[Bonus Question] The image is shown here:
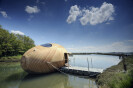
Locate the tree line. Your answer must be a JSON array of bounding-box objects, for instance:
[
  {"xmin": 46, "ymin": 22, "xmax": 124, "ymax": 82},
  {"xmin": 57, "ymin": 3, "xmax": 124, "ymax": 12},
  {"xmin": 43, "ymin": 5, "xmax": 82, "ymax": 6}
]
[{"xmin": 0, "ymin": 25, "xmax": 35, "ymax": 57}]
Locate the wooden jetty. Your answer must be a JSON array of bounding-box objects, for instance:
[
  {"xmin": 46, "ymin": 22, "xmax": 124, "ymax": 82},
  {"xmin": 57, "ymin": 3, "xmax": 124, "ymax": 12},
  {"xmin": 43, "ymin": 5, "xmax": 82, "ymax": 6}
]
[
  {"xmin": 60, "ymin": 66, "xmax": 103, "ymax": 77},
  {"xmin": 58, "ymin": 52, "xmax": 132, "ymax": 77},
  {"xmin": 68, "ymin": 52, "xmax": 132, "ymax": 57}
]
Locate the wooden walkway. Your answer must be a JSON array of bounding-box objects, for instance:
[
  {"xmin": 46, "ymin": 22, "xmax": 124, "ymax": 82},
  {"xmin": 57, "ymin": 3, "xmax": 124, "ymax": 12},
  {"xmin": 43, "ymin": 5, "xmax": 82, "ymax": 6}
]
[
  {"xmin": 67, "ymin": 52, "xmax": 131, "ymax": 56},
  {"xmin": 60, "ymin": 66, "xmax": 103, "ymax": 77}
]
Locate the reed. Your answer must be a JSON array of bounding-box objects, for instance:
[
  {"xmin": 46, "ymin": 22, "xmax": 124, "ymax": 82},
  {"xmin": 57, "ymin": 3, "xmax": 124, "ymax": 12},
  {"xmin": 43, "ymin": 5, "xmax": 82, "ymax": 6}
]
[
  {"xmin": 107, "ymin": 70, "xmax": 133, "ymax": 88},
  {"xmin": 96, "ymin": 55, "xmax": 133, "ymax": 88}
]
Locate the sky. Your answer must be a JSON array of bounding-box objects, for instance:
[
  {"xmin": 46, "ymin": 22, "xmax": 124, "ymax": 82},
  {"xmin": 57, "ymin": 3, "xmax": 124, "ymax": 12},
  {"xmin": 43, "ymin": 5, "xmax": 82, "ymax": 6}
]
[{"xmin": 0, "ymin": 0, "xmax": 133, "ymax": 52}]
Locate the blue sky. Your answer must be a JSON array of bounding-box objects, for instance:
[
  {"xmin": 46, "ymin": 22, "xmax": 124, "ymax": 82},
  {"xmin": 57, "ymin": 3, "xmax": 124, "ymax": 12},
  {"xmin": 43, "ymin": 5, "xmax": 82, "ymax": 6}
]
[{"xmin": 0, "ymin": 0, "xmax": 133, "ymax": 52}]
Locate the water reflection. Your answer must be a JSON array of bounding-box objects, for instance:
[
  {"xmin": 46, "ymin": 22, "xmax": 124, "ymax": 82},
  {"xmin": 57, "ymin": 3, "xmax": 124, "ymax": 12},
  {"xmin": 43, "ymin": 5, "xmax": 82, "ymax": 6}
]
[
  {"xmin": 0, "ymin": 63, "xmax": 26, "ymax": 88},
  {"xmin": 19, "ymin": 73, "xmax": 97, "ymax": 88},
  {"xmin": 19, "ymin": 73, "xmax": 69, "ymax": 88},
  {"xmin": 0, "ymin": 62, "xmax": 97, "ymax": 88}
]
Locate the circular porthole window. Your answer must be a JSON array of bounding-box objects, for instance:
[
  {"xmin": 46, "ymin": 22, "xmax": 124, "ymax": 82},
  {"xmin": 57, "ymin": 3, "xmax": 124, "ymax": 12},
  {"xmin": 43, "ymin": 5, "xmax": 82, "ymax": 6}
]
[{"xmin": 41, "ymin": 43, "xmax": 52, "ymax": 47}]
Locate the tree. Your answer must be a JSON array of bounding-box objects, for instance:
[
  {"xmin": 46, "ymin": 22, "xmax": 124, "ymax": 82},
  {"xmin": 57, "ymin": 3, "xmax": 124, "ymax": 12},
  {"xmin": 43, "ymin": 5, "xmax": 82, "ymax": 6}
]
[
  {"xmin": 23, "ymin": 35, "xmax": 35, "ymax": 52},
  {"xmin": 0, "ymin": 25, "xmax": 35, "ymax": 57},
  {"xmin": 0, "ymin": 27, "xmax": 11, "ymax": 56}
]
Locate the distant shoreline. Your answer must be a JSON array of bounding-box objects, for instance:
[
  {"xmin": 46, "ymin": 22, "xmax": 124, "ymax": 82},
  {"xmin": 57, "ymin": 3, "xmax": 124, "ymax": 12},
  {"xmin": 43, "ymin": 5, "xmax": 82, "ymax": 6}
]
[
  {"xmin": 0, "ymin": 60, "xmax": 20, "ymax": 62},
  {"xmin": 0, "ymin": 55, "xmax": 22, "ymax": 62}
]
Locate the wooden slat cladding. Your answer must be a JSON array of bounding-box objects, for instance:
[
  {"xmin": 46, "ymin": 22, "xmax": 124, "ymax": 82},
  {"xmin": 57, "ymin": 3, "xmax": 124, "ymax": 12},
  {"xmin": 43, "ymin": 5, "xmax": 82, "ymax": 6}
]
[{"xmin": 21, "ymin": 43, "xmax": 67, "ymax": 74}]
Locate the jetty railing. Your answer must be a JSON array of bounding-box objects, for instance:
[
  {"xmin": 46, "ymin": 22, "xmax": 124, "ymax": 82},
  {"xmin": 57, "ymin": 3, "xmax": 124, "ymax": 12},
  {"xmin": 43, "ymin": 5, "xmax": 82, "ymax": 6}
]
[{"xmin": 61, "ymin": 52, "xmax": 131, "ymax": 76}]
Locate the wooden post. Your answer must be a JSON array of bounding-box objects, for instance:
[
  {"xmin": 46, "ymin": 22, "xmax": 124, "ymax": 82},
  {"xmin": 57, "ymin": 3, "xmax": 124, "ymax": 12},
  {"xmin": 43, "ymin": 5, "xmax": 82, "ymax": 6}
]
[
  {"xmin": 64, "ymin": 53, "xmax": 68, "ymax": 63},
  {"xmin": 87, "ymin": 58, "xmax": 89, "ymax": 71},
  {"xmin": 68, "ymin": 58, "xmax": 69, "ymax": 69},
  {"xmin": 122, "ymin": 55, "xmax": 127, "ymax": 72}
]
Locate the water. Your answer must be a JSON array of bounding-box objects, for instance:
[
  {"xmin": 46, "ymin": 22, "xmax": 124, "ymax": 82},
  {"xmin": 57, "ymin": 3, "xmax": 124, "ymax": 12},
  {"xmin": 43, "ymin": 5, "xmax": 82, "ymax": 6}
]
[
  {"xmin": 0, "ymin": 62, "xmax": 97, "ymax": 88},
  {"xmin": 0, "ymin": 55, "xmax": 121, "ymax": 88},
  {"xmin": 69, "ymin": 54, "xmax": 121, "ymax": 69}
]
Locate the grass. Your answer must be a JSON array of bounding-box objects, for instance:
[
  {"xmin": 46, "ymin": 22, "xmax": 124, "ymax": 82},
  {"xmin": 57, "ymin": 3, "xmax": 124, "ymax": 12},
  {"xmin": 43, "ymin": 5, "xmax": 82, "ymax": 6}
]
[
  {"xmin": 0, "ymin": 55, "xmax": 22, "ymax": 62},
  {"xmin": 107, "ymin": 70, "xmax": 133, "ymax": 88},
  {"xmin": 96, "ymin": 55, "xmax": 133, "ymax": 88}
]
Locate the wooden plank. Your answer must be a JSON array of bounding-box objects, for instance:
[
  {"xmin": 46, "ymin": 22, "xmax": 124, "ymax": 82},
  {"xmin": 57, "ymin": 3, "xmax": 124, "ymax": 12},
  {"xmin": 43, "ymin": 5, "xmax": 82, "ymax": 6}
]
[
  {"xmin": 61, "ymin": 66, "xmax": 103, "ymax": 73},
  {"xmin": 67, "ymin": 52, "xmax": 131, "ymax": 56}
]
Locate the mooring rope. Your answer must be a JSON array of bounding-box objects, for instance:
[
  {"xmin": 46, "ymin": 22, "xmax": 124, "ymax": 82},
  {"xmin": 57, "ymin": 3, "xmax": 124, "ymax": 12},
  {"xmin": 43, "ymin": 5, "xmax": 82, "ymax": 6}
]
[
  {"xmin": 46, "ymin": 62, "xmax": 70, "ymax": 75},
  {"xmin": 46, "ymin": 61, "xmax": 97, "ymax": 78}
]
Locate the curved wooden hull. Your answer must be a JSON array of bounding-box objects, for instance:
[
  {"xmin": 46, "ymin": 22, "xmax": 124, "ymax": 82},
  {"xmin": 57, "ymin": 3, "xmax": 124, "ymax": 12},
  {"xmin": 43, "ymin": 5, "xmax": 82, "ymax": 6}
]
[{"xmin": 21, "ymin": 43, "xmax": 67, "ymax": 74}]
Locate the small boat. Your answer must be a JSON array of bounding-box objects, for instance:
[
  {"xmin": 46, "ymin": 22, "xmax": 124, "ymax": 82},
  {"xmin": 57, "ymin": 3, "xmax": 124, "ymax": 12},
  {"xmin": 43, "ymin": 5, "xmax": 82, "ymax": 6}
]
[{"xmin": 21, "ymin": 43, "xmax": 68, "ymax": 74}]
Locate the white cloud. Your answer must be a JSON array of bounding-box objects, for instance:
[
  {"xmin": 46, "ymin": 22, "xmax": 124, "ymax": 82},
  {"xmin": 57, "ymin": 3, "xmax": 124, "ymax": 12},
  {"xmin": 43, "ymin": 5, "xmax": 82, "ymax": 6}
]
[
  {"xmin": 0, "ymin": 11, "xmax": 8, "ymax": 18},
  {"xmin": 11, "ymin": 30, "xmax": 24, "ymax": 35},
  {"xmin": 66, "ymin": 5, "xmax": 81, "ymax": 24},
  {"xmin": 80, "ymin": 2, "xmax": 115, "ymax": 25},
  {"xmin": 25, "ymin": 6, "xmax": 40, "ymax": 14},
  {"xmin": 66, "ymin": 2, "xmax": 115, "ymax": 25},
  {"xmin": 66, "ymin": 41, "xmax": 133, "ymax": 53}
]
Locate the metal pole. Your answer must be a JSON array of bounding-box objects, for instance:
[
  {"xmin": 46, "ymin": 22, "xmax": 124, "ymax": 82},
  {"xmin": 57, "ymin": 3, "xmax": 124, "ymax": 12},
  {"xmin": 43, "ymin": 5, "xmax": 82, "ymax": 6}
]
[
  {"xmin": 74, "ymin": 58, "xmax": 75, "ymax": 66},
  {"xmin": 87, "ymin": 58, "xmax": 89, "ymax": 71},
  {"xmin": 91, "ymin": 58, "xmax": 93, "ymax": 68}
]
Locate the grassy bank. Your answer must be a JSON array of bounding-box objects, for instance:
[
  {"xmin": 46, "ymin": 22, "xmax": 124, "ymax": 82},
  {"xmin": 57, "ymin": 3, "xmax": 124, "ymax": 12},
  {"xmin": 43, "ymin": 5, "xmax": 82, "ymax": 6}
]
[
  {"xmin": 96, "ymin": 55, "xmax": 133, "ymax": 88},
  {"xmin": 0, "ymin": 55, "xmax": 22, "ymax": 62}
]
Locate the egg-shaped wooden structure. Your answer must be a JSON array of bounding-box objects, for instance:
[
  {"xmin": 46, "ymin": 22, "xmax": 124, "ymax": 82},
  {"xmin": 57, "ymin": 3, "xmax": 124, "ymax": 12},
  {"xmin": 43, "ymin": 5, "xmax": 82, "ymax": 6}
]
[{"xmin": 21, "ymin": 43, "xmax": 68, "ymax": 74}]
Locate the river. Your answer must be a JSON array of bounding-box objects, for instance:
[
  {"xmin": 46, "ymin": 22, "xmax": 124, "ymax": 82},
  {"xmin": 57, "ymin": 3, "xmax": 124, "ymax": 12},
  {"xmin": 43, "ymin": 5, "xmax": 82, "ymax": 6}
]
[{"xmin": 0, "ymin": 55, "xmax": 121, "ymax": 88}]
